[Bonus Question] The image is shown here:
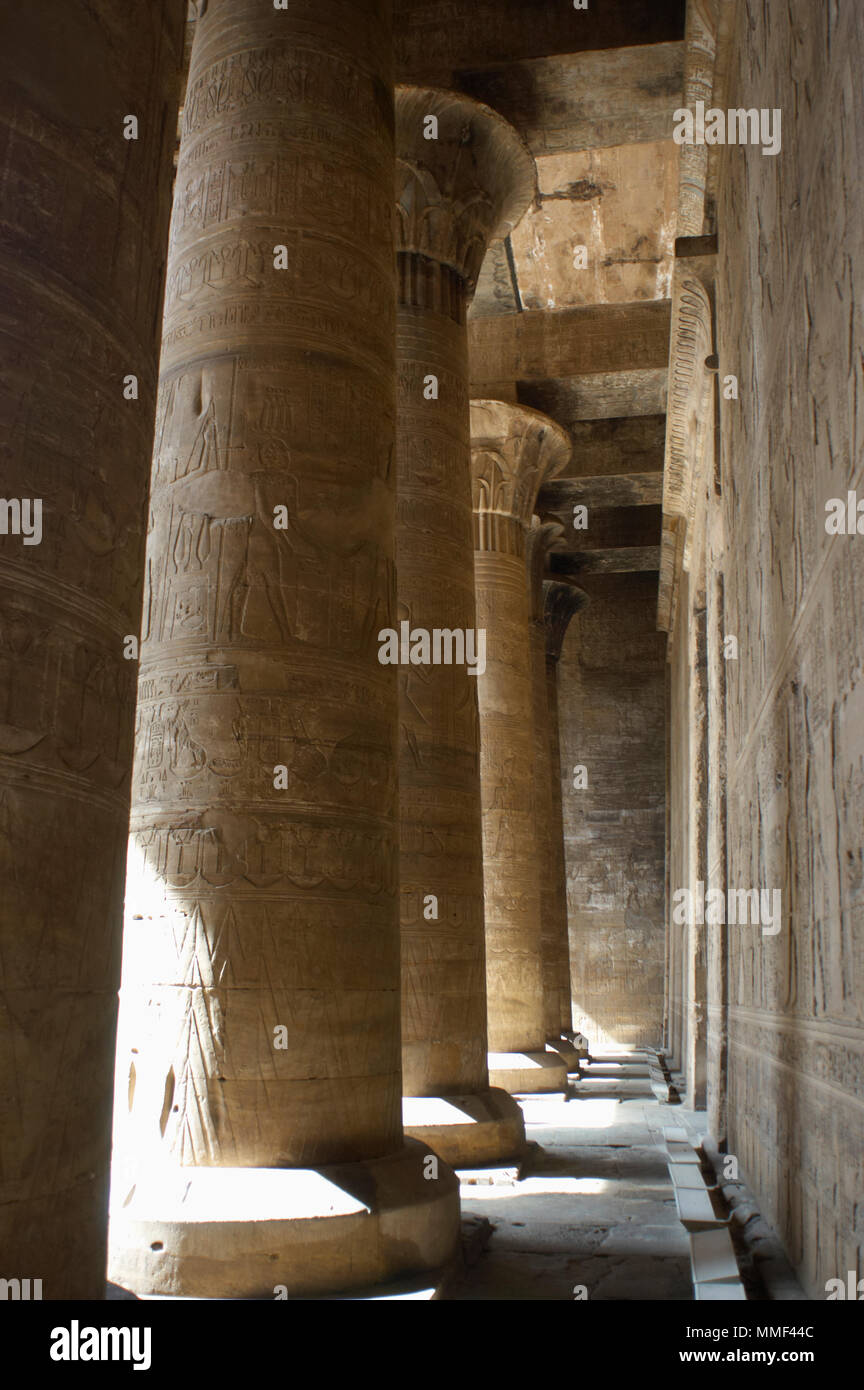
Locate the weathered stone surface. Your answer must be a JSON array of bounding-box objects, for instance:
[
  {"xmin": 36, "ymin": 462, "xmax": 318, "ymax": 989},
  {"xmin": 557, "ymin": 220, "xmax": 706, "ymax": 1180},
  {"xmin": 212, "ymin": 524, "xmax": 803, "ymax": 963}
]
[
  {"xmin": 458, "ymin": 43, "xmax": 684, "ymax": 158},
  {"xmin": 517, "ymin": 372, "xmax": 669, "ymax": 425},
  {"xmin": 0, "ymin": 0, "xmax": 186, "ymax": 1299},
  {"xmin": 551, "ymin": 547, "xmax": 661, "ymax": 576},
  {"xmin": 109, "ymin": 0, "xmax": 459, "ymax": 1296},
  {"xmin": 396, "ymin": 86, "xmax": 535, "ymax": 298},
  {"xmin": 111, "ymin": 1140, "xmax": 461, "ymax": 1299},
  {"xmin": 524, "ymin": 523, "xmax": 568, "ymax": 1047},
  {"xmin": 3, "ymin": 0, "xmax": 855, "ymax": 1312},
  {"xmin": 470, "ymin": 301, "xmax": 671, "ymax": 390},
  {"xmin": 470, "ymin": 401, "xmax": 570, "ymax": 1093},
  {"xmin": 712, "ymin": 0, "xmax": 864, "ymax": 1301},
  {"xmin": 556, "ymin": 415, "xmax": 668, "ymax": 476},
  {"xmin": 664, "ymin": 0, "xmax": 864, "ymax": 1301},
  {"xmin": 394, "ymin": 85, "xmax": 530, "ymax": 1159},
  {"xmin": 395, "ymin": 0, "xmax": 686, "ymax": 85},
  {"xmin": 401, "ymin": 1092, "xmax": 525, "ymax": 1168},
  {"xmin": 668, "ymin": 567, "xmax": 710, "ymax": 1109},
  {"xmin": 657, "ymin": 263, "xmax": 715, "ymax": 633},
  {"xmin": 539, "ymin": 473, "xmax": 664, "ymax": 516},
  {"xmin": 559, "ymin": 575, "xmax": 667, "ymax": 1047},
  {"xmin": 543, "ymin": 582, "xmax": 588, "ymax": 1039},
  {"xmin": 511, "ymin": 142, "xmax": 679, "ymax": 312}
]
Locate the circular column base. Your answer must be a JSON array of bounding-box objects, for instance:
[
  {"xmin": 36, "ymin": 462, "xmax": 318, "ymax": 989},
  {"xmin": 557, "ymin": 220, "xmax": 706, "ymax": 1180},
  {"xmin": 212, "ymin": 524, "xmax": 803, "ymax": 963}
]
[
  {"xmin": 402, "ymin": 1087, "xmax": 526, "ymax": 1166},
  {"xmin": 546, "ymin": 1038, "xmax": 582, "ymax": 1071},
  {"xmin": 487, "ymin": 1050, "xmax": 568, "ymax": 1094},
  {"xmin": 107, "ymin": 1140, "xmax": 461, "ymax": 1299}
]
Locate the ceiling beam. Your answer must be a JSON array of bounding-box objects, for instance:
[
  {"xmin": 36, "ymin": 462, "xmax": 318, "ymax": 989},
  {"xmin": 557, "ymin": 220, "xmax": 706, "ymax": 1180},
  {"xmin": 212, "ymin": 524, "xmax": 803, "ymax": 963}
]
[
  {"xmin": 470, "ymin": 301, "xmax": 671, "ymax": 389},
  {"xmin": 549, "ymin": 547, "xmax": 661, "ymax": 576},
  {"xmin": 395, "ymin": 0, "xmax": 686, "ymax": 81},
  {"xmin": 538, "ymin": 471, "xmax": 664, "ymax": 512},
  {"xmin": 457, "ymin": 43, "xmax": 684, "ymax": 158}
]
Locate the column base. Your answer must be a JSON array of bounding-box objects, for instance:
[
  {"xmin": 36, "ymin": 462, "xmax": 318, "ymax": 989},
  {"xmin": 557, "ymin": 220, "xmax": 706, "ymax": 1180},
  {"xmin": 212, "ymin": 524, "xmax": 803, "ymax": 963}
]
[
  {"xmin": 402, "ymin": 1088, "xmax": 526, "ymax": 1167},
  {"xmin": 487, "ymin": 1050, "xmax": 568, "ymax": 1094},
  {"xmin": 107, "ymin": 1140, "xmax": 461, "ymax": 1299},
  {"xmin": 546, "ymin": 1038, "xmax": 582, "ymax": 1071}
]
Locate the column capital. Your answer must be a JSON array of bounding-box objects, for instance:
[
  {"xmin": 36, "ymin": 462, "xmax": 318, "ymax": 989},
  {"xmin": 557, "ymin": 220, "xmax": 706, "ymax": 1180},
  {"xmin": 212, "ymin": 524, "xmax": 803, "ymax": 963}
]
[
  {"xmin": 396, "ymin": 86, "xmax": 535, "ymax": 300},
  {"xmin": 526, "ymin": 518, "xmax": 566, "ymax": 623},
  {"xmin": 470, "ymin": 399, "xmax": 571, "ymax": 553},
  {"xmin": 543, "ymin": 580, "xmax": 588, "ymax": 661}
]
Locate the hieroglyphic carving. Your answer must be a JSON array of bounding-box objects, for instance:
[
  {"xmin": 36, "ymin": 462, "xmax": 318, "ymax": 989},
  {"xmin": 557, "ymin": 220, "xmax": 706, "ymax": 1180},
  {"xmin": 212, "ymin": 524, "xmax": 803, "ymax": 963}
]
[
  {"xmin": 395, "ymin": 91, "xmax": 535, "ymax": 1111},
  {"xmin": 673, "ymin": 0, "xmax": 864, "ymax": 1296},
  {"xmin": 658, "ymin": 272, "xmax": 715, "ymax": 633},
  {"xmin": 470, "ymin": 401, "xmax": 571, "ymax": 1054},
  {"xmin": 0, "ymin": 0, "xmax": 186, "ymax": 1299},
  {"xmin": 113, "ymin": 0, "xmax": 402, "ymax": 1186},
  {"xmin": 182, "ymin": 44, "xmax": 387, "ymax": 139},
  {"xmin": 676, "ymin": 0, "xmax": 718, "ymax": 238}
]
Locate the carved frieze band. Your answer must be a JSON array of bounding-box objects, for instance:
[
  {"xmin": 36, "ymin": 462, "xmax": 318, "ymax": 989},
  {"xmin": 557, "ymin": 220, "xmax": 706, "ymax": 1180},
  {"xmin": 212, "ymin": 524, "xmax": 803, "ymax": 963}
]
[
  {"xmin": 677, "ymin": 0, "xmax": 718, "ymax": 237},
  {"xmin": 658, "ymin": 272, "xmax": 715, "ymax": 632}
]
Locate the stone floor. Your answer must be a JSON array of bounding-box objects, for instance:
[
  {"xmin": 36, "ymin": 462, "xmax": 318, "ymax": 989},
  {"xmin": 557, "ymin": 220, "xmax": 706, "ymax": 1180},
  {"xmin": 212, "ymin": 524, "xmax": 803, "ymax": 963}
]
[{"xmin": 444, "ymin": 1050, "xmax": 707, "ymax": 1301}]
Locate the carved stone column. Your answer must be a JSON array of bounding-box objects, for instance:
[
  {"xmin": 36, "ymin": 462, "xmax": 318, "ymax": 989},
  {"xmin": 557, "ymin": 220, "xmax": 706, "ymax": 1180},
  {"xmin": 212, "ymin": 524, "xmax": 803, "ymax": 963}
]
[
  {"xmin": 525, "ymin": 523, "xmax": 579, "ymax": 1072},
  {"xmin": 543, "ymin": 581, "xmax": 588, "ymax": 1053},
  {"xmin": 108, "ymin": 0, "xmax": 459, "ymax": 1300},
  {"xmin": 395, "ymin": 88, "xmax": 534, "ymax": 1164},
  {"xmin": 0, "ymin": 0, "xmax": 185, "ymax": 1299},
  {"xmin": 470, "ymin": 401, "xmax": 571, "ymax": 1094}
]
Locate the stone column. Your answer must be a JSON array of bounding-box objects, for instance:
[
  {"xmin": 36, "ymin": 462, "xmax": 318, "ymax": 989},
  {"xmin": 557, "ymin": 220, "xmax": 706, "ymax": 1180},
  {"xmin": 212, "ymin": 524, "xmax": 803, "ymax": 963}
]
[
  {"xmin": 525, "ymin": 522, "xmax": 579, "ymax": 1073},
  {"xmin": 470, "ymin": 400, "xmax": 571, "ymax": 1094},
  {"xmin": 686, "ymin": 586, "xmax": 710, "ymax": 1108},
  {"xmin": 394, "ymin": 88, "xmax": 534, "ymax": 1165},
  {"xmin": 0, "ymin": 0, "xmax": 185, "ymax": 1299},
  {"xmin": 108, "ymin": 0, "xmax": 459, "ymax": 1300},
  {"xmin": 706, "ymin": 571, "xmax": 729, "ymax": 1145},
  {"xmin": 543, "ymin": 580, "xmax": 588, "ymax": 1055}
]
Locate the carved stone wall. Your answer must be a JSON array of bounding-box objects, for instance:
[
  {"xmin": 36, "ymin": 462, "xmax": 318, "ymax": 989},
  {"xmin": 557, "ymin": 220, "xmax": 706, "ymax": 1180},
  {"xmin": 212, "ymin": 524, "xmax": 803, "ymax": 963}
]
[
  {"xmin": 559, "ymin": 575, "xmax": 667, "ymax": 1047},
  {"xmin": 0, "ymin": 0, "xmax": 185, "ymax": 1298},
  {"xmin": 714, "ymin": 0, "xmax": 864, "ymax": 1298}
]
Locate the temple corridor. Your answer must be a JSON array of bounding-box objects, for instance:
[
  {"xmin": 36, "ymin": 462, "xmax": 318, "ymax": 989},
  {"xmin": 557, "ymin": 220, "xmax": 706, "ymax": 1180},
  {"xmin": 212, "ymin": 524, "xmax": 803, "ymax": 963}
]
[
  {"xmin": 1, "ymin": 0, "xmax": 862, "ymax": 1354},
  {"xmin": 445, "ymin": 1055, "xmax": 805, "ymax": 1303}
]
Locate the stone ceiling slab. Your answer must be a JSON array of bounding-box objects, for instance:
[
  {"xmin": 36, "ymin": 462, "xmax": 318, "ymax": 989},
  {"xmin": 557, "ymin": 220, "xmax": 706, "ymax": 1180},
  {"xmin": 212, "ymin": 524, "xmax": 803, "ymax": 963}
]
[
  {"xmin": 511, "ymin": 142, "xmax": 679, "ymax": 310},
  {"xmin": 456, "ymin": 42, "xmax": 684, "ymax": 156},
  {"xmin": 395, "ymin": 0, "xmax": 686, "ymax": 83}
]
